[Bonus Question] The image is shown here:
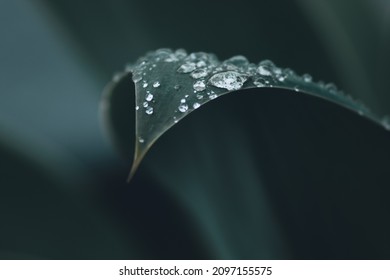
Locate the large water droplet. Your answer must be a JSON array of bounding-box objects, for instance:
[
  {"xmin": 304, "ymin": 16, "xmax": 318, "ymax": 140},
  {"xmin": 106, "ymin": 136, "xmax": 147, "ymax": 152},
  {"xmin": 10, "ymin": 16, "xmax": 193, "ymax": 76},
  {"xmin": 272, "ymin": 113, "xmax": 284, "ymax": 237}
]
[
  {"xmin": 208, "ymin": 71, "xmax": 248, "ymax": 91},
  {"xmin": 193, "ymin": 80, "xmax": 206, "ymax": 91}
]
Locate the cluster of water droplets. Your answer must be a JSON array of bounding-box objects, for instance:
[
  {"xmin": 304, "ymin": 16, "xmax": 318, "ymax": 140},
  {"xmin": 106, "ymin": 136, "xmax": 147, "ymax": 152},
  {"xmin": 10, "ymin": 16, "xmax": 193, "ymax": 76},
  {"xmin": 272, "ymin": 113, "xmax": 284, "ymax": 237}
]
[{"xmin": 122, "ymin": 48, "xmax": 388, "ymax": 144}]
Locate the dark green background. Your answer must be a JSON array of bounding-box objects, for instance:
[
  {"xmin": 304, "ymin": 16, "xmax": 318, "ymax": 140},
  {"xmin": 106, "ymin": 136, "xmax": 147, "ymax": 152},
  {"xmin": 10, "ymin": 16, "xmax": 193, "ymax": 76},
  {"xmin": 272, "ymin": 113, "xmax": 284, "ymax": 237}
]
[{"xmin": 1, "ymin": 0, "xmax": 389, "ymax": 259}]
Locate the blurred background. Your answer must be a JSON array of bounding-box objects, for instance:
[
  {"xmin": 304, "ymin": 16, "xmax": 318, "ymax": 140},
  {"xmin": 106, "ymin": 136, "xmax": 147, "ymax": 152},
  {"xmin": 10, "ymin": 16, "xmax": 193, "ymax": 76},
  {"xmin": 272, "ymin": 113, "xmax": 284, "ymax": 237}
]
[{"xmin": 1, "ymin": 0, "xmax": 390, "ymax": 259}]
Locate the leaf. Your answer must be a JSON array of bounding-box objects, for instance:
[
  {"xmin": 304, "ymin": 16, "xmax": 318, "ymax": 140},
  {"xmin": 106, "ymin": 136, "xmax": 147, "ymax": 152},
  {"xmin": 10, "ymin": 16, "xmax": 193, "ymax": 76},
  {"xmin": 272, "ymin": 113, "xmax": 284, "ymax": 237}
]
[{"xmin": 102, "ymin": 48, "xmax": 388, "ymax": 180}]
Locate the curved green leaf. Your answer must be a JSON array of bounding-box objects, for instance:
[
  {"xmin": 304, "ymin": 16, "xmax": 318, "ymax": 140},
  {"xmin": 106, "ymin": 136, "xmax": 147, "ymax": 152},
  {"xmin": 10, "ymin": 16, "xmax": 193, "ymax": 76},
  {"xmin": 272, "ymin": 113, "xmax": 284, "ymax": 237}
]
[{"xmin": 102, "ymin": 49, "xmax": 389, "ymax": 180}]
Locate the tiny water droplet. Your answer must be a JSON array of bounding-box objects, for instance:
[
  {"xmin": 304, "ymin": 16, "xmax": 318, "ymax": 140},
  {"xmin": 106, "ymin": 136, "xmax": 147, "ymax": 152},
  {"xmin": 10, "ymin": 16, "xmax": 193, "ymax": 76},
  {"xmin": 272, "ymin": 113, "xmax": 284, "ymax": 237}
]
[
  {"xmin": 143, "ymin": 101, "xmax": 148, "ymax": 108},
  {"xmin": 181, "ymin": 98, "xmax": 186, "ymax": 103},
  {"xmin": 325, "ymin": 83, "xmax": 337, "ymax": 94},
  {"xmin": 208, "ymin": 71, "xmax": 248, "ymax": 91},
  {"xmin": 138, "ymin": 137, "xmax": 144, "ymax": 143},
  {"xmin": 294, "ymin": 86, "xmax": 300, "ymax": 92},
  {"xmin": 135, "ymin": 106, "xmax": 140, "ymax": 110},
  {"xmin": 145, "ymin": 106, "xmax": 153, "ymax": 115},
  {"xmin": 193, "ymin": 102, "xmax": 201, "ymax": 109},
  {"xmin": 145, "ymin": 93, "xmax": 153, "ymax": 101},
  {"xmin": 153, "ymin": 81, "xmax": 160, "ymax": 88},
  {"xmin": 209, "ymin": 94, "xmax": 217, "ymax": 100},
  {"xmin": 196, "ymin": 94, "xmax": 204, "ymax": 99},
  {"xmin": 178, "ymin": 103, "xmax": 188, "ymax": 113},
  {"xmin": 193, "ymin": 80, "xmax": 206, "ymax": 91},
  {"xmin": 174, "ymin": 85, "xmax": 180, "ymax": 90},
  {"xmin": 142, "ymin": 82, "xmax": 148, "ymax": 88}
]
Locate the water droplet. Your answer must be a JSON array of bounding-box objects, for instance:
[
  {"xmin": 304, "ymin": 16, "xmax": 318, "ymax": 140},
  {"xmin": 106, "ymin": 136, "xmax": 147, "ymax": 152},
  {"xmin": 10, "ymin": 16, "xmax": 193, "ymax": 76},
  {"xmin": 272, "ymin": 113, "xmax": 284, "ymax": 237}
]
[
  {"xmin": 196, "ymin": 94, "xmax": 204, "ymax": 99},
  {"xmin": 196, "ymin": 61, "xmax": 207, "ymax": 68},
  {"xmin": 257, "ymin": 60, "xmax": 275, "ymax": 76},
  {"xmin": 190, "ymin": 68, "xmax": 209, "ymax": 79},
  {"xmin": 325, "ymin": 83, "xmax": 337, "ymax": 93},
  {"xmin": 153, "ymin": 81, "xmax": 161, "ymax": 88},
  {"xmin": 135, "ymin": 106, "xmax": 140, "ymax": 111},
  {"xmin": 208, "ymin": 71, "xmax": 248, "ymax": 91},
  {"xmin": 257, "ymin": 65, "xmax": 272, "ymax": 76},
  {"xmin": 164, "ymin": 54, "xmax": 179, "ymax": 62},
  {"xmin": 178, "ymin": 103, "xmax": 188, "ymax": 113},
  {"xmin": 138, "ymin": 137, "xmax": 144, "ymax": 143},
  {"xmin": 174, "ymin": 85, "xmax": 180, "ymax": 90},
  {"xmin": 142, "ymin": 82, "xmax": 148, "ymax": 88},
  {"xmin": 177, "ymin": 62, "xmax": 196, "ymax": 73},
  {"xmin": 253, "ymin": 77, "xmax": 267, "ymax": 87},
  {"xmin": 145, "ymin": 106, "xmax": 153, "ymax": 115},
  {"xmin": 193, "ymin": 80, "xmax": 206, "ymax": 91},
  {"xmin": 209, "ymin": 94, "xmax": 217, "ymax": 100},
  {"xmin": 181, "ymin": 98, "xmax": 186, "ymax": 103},
  {"xmin": 193, "ymin": 103, "xmax": 201, "ymax": 109},
  {"xmin": 145, "ymin": 93, "xmax": 153, "ymax": 101},
  {"xmin": 294, "ymin": 86, "xmax": 300, "ymax": 92},
  {"xmin": 143, "ymin": 102, "xmax": 148, "ymax": 108},
  {"xmin": 302, "ymin": 74, "xmax": 312, "ymax": 83}
]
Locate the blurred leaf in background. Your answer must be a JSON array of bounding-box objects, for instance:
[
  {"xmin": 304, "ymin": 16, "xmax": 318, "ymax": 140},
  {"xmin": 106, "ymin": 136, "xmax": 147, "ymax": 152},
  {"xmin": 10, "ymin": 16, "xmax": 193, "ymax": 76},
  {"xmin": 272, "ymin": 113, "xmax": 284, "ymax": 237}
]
[{"xmin": 1, "ymin": 0, "xmax": 390, "ymax": 259}]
